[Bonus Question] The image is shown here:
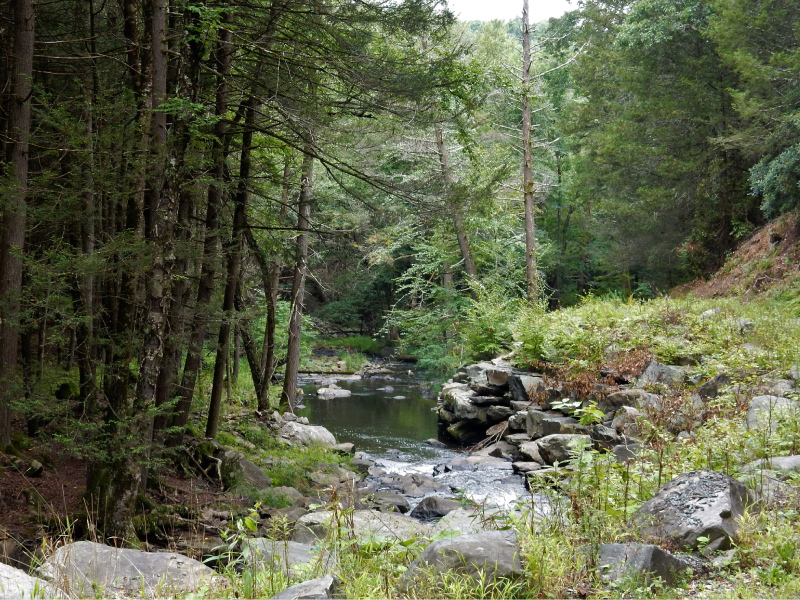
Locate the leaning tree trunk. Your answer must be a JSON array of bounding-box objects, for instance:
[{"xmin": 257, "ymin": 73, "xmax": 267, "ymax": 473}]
[
  {"xmin": 522, "ymin": 0, "xmax": 537, "ymax": 303},
  {"xmin": 280, "ymin": 150, "xmax": 314, "ymax": 413},
  {"xmin": 0, "ymin": 0, "xmax": 35, "ymax": 449},
  {"xmin": 205, "ymin": 96, "xmax": 256, "ymax": 439}
]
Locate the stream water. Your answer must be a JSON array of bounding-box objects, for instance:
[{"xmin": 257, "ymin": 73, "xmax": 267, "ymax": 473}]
[{"xmin": 295, "ymin": 367, "xmax": 531, "ymax": 509}]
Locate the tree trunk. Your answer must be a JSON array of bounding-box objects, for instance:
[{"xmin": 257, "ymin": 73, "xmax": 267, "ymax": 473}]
[
  {"xmin": 522, "ymin": 0, "xmax": 537, "ymax": 303},
  {"xmin": 169, "ymin": 20, "xmax": 232, "ymax": 445},
  {"xmin": 434, "ymin": 123, "xmax": 478, "ymax": 288},
  {"xmin": 261, "ymin": 152, "xmax": 292, "ymax": 408},
  {"xmin": 280, "ymin": 150, "xmax": 314, "ymax": 412},
  {"xmin": 205, "ymin": 95, "xmax": 255, "ymax": 439},
  {"xmin": 0, "ymin": 0, "xmax": 35, "ymax": 449}
]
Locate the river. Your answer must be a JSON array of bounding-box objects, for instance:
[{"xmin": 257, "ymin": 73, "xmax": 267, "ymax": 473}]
[{"xmin": 295, "ymin": 367, "xmax": 532, "ymax": 509}]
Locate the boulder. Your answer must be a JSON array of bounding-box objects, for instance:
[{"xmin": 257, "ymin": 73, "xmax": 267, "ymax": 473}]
[
  {"xmin": 485, "ymin": 422, "xmax": 508, "ymax": 437},
  {"xmin": 409, "ymin": 496, "xmax": 463, "ymax": 520},
  {"xmin": 466, "ymin": 363, "xmax": 495, "ymax": 385},
  {"xmin": 525, "ymin": 410, "xmax": 579, "ymax": 439},
  {"xmin": 737, "ymin": 469, "xmax": 797, "ymax": 506},
  {"xmin": 471, "ymin": 395, "xmax": 510, "ymax": 407},
  {"xmin": 38, "ymin": 541, "xmax": 220, "ymax": 598},
  {"xmin": 700, "ymin": 307, "xmax": 721, "ymax": 318},
  {"xmin": 332, "ymin": 443, "xmax": 355, "ymax": 454},
  {"xmin": 611, "ymin": 406, "xmax": 642, "ymax": 433},
  {"xmin": 631, "ymin": 470, "xmax": 759, "ymax": 552},
  {"xmin": 292, "ymin": 510, "xmax": 433, "ymax": 544},
  {"xmin": 316, "ymin": 383, "xmax": 351, "ymax": 398},
  {"xmin": 741, "ymin": 455, "xmax": 800, "ymax": 480},
  {"xmin": 245, "ymin": 539, "xmax": 334, "ymax": 576},
  {"xmin": 487, "ymin": 406, "xmax": 514, "ymax": 422},
  {"xmin": 486, "ymin": 367, "xmax": 512, "ymax": 387},
  {"xmin": 695, "ymin": 374, "xmax": 731, "ymax": 400},
  {"xmin": 596, "ymin": 543, "xmax": 692, "ymax": 587},
  {"xmin": 280, "ymin": 422, "xmax": 337, "ymax": 447},
  {"xmin": 357, "ymin": 491, "xmax": 410, "ymax": 514},
  {"xmin": 508, "ymin": 412, "xmax": 527, "ymax": 431},
  {"xmin": 758, "ymin": 379, "xmax": 794, "ymax": 397},
  {"xmin": 504, "ymin": 433, "xmax": 532, "ymax": 447},
  {"xmin": 440, "ymin": 382, "xmax": 474, "ymax": 411},
  {"xmin": 270, "ymin": 574, "xmax": 341, "ymax": 600},
  {"xmin": 636, "ymin": 361, "xmax": 686, "ymax": 387},
  {"xmin": 445, "ymin": 421, "xmax": 485, "ymax": 445},
  {"xmin": 512, "ymin": 461, "xmax": 541, "ymax": 474},
  {"xmin": 518, "ymin": 441, "xmax": 544, "ymax": 464},
  {"xmin": 590, "ymin": 424, "xmax": 620, "ymax": 449},
  {"xmin": 469, "ymin": 382, "xmax": 508, "ymax": 397},
  {"xmin": 218, "ymin": 449, "xmax": 272, "ymax": 491},
  {"xmin": 786, "ymin": 366, "xmax": 800, "ymax": 381},
  {"xmin": 399, "ymin": 531, "xmax": 521, "ymax": 591},
  {"xmin": 535, "ymin": 434, "xmax": 590, "ymax": 465},
  {"xmin": 612, "ymin": 443, "xmax": 642, "ymax": 463},
  {"xmin": 509, "ymin": 374, "xmax": 544, "ymax": 403},
  {"xmin": 452, "ymin": 395, "xmax": 489, "ymax": 423},
  {"xmin": 0, "ymin": 562, "xmax": 61, "ymax": 600},
  {"xmin": 601, "ymin": 389, "xmax": 660, "ymax": 413},
  {"xmin": 746, "ymin": 395, "xmax": 798, "ymax": 432}
]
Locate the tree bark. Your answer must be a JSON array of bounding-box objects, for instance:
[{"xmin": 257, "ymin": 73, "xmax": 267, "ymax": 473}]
[
  {"xmin": 261, "ymin": 152, "xmax": 293, "ymax": 408},
  {"xmin": 522, "ymin": 0, "xmax": 537, "ymax": 303},
  {"xmin": 169, "ymin": 19, "xmax": 232, "ymax": 445},
  {"xmin": 0, "ymin": 0, "xmax": 35, "ymax": 449},
  {"xmin": 205, "ymin": 95, "xmax": 255, "ymax": 439},
  {"xmin": 280, "ymin": 150, "xmax": 314, "ymax": 413},
  {"xmin": 434, "ymin": 123, "xmax": 478, "ymax": 288}
]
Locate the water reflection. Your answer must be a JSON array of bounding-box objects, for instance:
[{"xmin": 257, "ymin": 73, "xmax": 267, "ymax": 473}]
[{"xmin": 296, "ymin": 374, "xmax": 450, "ymax": 460}]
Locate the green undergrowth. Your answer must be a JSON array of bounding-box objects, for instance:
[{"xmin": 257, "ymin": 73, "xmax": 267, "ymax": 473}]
[
  {"xmin": 188, "ymin": 291, "xmax": 800, "ymax": 599},
  {"xmin": 318, "ymin": 335, "xmax": 386, "ymax": 355}
]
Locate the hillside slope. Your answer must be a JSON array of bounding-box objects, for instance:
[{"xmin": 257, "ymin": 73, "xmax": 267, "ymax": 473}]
[{"xmin": 678, "ymin": 212, "xmax": 800, "ymax": 298}]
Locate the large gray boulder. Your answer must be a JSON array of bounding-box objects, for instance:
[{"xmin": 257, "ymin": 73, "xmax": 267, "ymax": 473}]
[
  {"xmin": 38, "ymin": 541, "xmax": 221, "ymax": 598},
  {"xmin": 280, "ymin": 422, "xmax": 337, "ymax": 447},
  {"xmin": 399, "ymin": 530, "xmax": 521, "ymax": 591},
  {"xmin": 601, "ymin": 389, "xmax": 661, "ymax": 413},
  {"xmin": 741, "ymin": 455, "xmax": 800, "ymax": 479},
  {"xmin": 245, "ymin": 539, "xmax": 334, "ymax": 577},
  {"xmin": 218, "ymin": 449, "xmax": 272, "ymax": 490},
  {"xmin": 509, "ymin": 374, "xmax": 544, "ymax": 403},
  {"xmin": 270, "ymin": 574, "xmax": 341, "ymax": 599},
  {"xmin": 636, "ymin": 361, "xmax": 686, "ymax": 387},
  {"xmin": 409, "ymin": 497, "xmax": 463, "ymax": 520},
  {"xmin": 631, "ymin": 470, "xmax": 759, "ymax": 552},
  {"xmin": 292, "ymin": 510, "xmax": 432, "ymax": 544},
  {"xmin": 316, "ymin": 384, "xmax": 351, "ymax": 398},
  {"xmin": 518, "ymin": 440, "xmax": 544, "ymax": 463},
  {"xmin": 596, "ymin": 543, "xmax": 692, "ymax": 586},
  {"xmin": 526, "ymin": 411, "xmax": 581, "ymax": 439},
  {"xmin": 536, "ymin": 434, "xmax": 590, "ymax": 465},
  {"xmin": 746, "ymin": 395, "xmax": 798, "ymax": 432},
  {"xmin": 1, "ymin": 562, "xmax": 61, "ymax": 599}
]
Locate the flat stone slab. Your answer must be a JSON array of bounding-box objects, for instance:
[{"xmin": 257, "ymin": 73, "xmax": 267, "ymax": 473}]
[
  {"xmin": 38, "ymin": 541, "xmax": 222, "ymax": 598},
  {"xmin": 631, "ymin": 470, "xmax": 759, "ymax": 552},
  {"xmin": 596, "ymin": 543, "xmax": 692, "ymax": 586}
]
